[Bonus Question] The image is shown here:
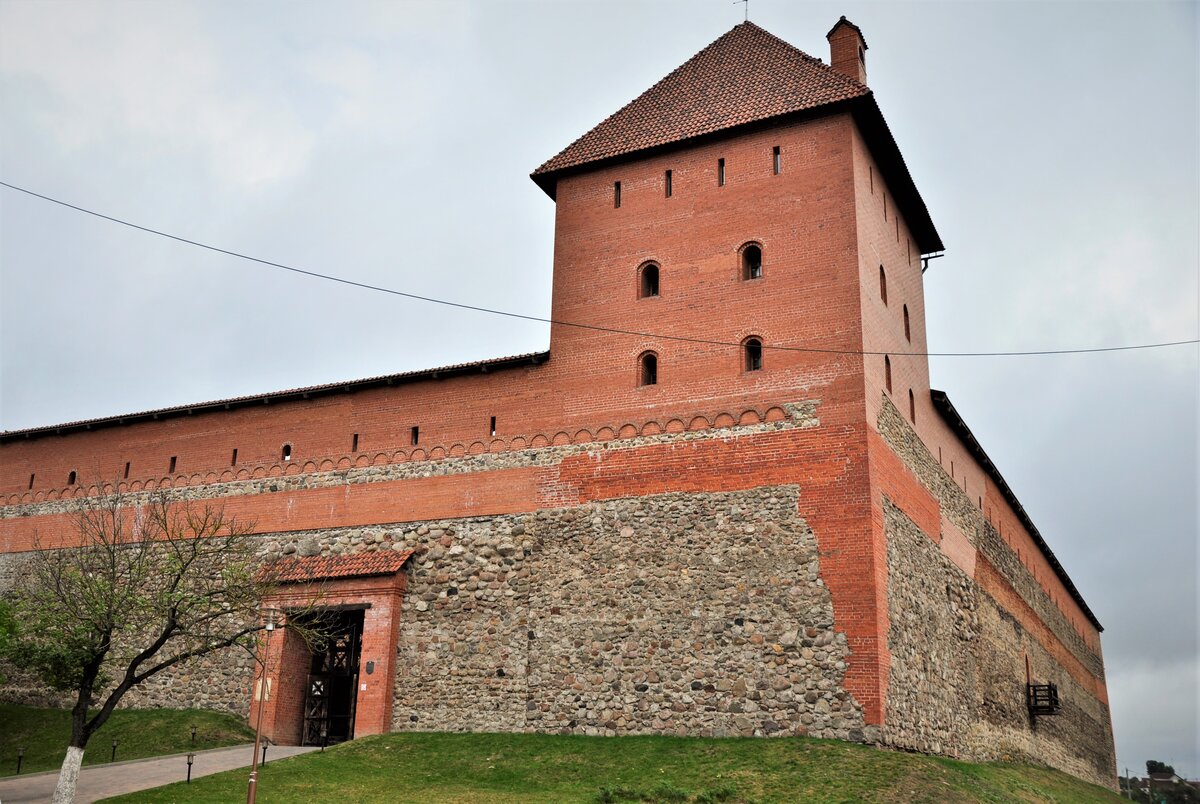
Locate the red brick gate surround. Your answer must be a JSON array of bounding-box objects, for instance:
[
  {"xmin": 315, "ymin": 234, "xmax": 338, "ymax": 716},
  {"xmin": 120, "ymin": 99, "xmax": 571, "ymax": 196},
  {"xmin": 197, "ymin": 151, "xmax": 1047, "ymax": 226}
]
[{"xmin": 249, "ymin": 551, "xmax": 413, "ymax": 745}]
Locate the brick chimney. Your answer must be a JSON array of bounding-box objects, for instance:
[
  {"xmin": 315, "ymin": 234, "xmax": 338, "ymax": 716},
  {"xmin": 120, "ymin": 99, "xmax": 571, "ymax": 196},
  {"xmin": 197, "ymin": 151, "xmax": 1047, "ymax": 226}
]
[{"xmin": 826, "ymin": 16, "xmax": 867, "ymax": 85}]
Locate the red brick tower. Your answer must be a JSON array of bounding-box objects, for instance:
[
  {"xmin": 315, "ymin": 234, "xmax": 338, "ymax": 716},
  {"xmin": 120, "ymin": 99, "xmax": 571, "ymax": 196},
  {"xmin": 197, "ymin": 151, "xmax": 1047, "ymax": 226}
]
[
  {"xmin": 527, "ymin": 21, "xmax": 944, "ymax": 725},
  {"xmin": 0, "ymin": 18, "xmax": 1115, "ymax": 788}
]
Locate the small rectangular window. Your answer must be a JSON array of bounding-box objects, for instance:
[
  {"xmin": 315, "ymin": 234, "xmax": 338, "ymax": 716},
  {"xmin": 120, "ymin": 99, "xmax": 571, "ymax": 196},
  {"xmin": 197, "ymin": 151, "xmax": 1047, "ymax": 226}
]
[
  {"xmin": 717, "ymin": 158, "xmax": 726, "ymax": 187},
  {"xmin": 772, "ymin": 146, "xmax": 781, "ymax": 175},
  {"xmin": 352, "ymin": 433, "xmax": 359, "ymax": 452},
  {"xmin": 614, "ymin": 181, "xmax": 621, "ymax": 208},
  {"xmin": 123, "ymin": 461, "xmax": 130, "ymax": 479},
  {"xmin": 169, "ymin": 456, "xmax": 177, "ymax": 473},
  {"xmin": 490, "ymin": 416, "xmax": 497, "ymax": 437},
  {"xmin": 664, "ymin": 170, "xmax": 672, "ymax": 198},
  {"xmin": 231, "ymin": 448, "xmax": 238, "ymax": 466},
  {"xmin": 28, "ymin": 473, "xmax": 34, "ymax": 490},
  {"xmin": 411, "ymin": 426, "xmax": 419, "ymax": 446}
]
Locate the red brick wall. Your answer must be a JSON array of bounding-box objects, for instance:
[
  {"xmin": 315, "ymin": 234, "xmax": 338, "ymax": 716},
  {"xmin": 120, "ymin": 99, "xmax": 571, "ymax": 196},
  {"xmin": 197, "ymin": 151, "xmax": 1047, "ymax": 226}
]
[
  {"xmin": 3, "ymin": 114, "xmax": 867, "ymax": 502},
  {"xmin": 253, "ymin": 573, "xmax": 407, "ymax": 745},
  {"xmin": 0, "ymin": 107, "xmax": 1105, "ymax": 731}
]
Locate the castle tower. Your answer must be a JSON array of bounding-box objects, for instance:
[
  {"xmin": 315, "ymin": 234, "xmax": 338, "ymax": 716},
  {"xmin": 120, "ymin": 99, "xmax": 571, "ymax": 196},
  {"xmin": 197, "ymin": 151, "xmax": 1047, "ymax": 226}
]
[
  {"xmin": 526, "ymin": 16, "xmax": 950, "ymax": 738},
  {"xmin": 529, "ymin": 22, "xmax": 940, "ymax": 428},
  {"xmin": 0, "ymin": 18, "xmax": 1116, "ymax": 789}
]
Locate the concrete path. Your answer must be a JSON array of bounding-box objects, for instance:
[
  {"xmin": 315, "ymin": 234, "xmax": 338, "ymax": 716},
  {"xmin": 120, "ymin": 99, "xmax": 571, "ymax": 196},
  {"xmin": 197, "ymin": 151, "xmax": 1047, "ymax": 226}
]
[{"xmin": 0, "ymin": 743, "xmax": 320, "ymax": 803}]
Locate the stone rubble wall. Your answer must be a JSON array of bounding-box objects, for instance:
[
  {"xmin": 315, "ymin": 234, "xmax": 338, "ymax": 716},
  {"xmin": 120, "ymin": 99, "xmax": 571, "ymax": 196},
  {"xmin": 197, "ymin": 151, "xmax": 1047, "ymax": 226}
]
[
  {"xmin": 876, "ymin": 397, "xmax": 1117, "ymax": 788},
  {"xmin": 384, "ymin": 487, "xmax": 863, "ymax": 739},
  {"xmin": 881, "ymin": 499, "xmax": 978, "ymax": 756},
  {"xmin": 965, "ymin": 587, "xmax": 1116, "ymax": 787},
  {"xmin": 876, "ymin": 396, "xmax": 1102, "ymax": 677},
  {"xmin": 2, "ymin": 483, "xmax": 864, "ymax": 744}
]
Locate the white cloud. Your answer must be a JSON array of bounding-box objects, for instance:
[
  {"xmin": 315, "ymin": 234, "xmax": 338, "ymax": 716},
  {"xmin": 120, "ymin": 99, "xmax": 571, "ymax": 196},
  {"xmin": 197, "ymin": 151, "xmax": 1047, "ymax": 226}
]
[{"xmin": 0, "ymin": 0, "xmax": 314, "ymax": 189}]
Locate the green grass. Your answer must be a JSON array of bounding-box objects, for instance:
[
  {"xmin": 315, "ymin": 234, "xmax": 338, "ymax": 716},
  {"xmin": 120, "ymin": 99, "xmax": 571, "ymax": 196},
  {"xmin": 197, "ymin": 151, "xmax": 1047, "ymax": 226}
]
[
  {"xmin": 0, "ymin": 703, "xmax": 254, "ymax": 777},
  {"xmin": 102, "ymin": 731, "xmax": 1123, "ymax": 803}
]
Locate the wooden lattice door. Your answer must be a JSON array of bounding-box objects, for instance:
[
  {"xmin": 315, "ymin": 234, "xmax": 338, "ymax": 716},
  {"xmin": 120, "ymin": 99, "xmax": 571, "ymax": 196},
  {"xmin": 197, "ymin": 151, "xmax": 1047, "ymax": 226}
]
[{"xmin": 302, "ymin": 610, "xmax": 362, "ymax": 746}]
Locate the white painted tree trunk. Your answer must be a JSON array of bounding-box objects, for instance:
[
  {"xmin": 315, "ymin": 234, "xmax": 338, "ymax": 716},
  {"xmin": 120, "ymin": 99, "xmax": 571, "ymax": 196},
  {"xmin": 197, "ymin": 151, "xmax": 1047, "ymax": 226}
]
[{"xmin": 51, "ymin": 745, "xmax": 85, "ymax": 804}]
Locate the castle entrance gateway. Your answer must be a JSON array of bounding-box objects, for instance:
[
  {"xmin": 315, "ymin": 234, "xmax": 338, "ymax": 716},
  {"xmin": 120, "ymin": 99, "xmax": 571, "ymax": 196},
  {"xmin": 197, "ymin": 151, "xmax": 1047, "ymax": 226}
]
[
  {"xmin": 300, "ymin": 608, "xmax": 364, "ymax": 745},
  {"xmin": 249, "ymin": 551, "xmax": 413, "ymax": 746}
]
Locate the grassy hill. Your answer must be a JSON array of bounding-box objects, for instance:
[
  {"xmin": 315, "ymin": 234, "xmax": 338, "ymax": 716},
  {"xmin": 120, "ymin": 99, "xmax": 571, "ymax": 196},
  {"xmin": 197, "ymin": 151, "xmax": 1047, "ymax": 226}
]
[
  {"xmin": 102, "ymin": 730, "xmax": 1123, "ymax": 803},
  {"xmin": 0, "ymin": 703, "xmax": 254, "ymax": 777}
]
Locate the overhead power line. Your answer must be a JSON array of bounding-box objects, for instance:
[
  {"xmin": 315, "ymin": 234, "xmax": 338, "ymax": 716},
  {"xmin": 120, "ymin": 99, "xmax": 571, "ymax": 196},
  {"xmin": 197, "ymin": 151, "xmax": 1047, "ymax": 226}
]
[{"xmin": 2, "ymin": 180, "xmax": 1197, "ymax": 358}]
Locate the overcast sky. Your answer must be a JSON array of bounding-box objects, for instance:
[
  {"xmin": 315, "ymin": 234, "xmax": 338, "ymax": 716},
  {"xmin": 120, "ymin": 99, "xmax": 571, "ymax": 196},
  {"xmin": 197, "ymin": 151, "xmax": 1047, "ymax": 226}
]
[{"xmin": 1, "ymin": 0, "xmax": 1196, "ymax": 780}]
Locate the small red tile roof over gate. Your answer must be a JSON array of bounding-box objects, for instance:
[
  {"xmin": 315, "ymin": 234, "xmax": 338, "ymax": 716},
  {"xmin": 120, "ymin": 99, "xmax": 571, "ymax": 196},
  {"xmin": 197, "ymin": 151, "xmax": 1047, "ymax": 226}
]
[
  {"xmin": 271, "ymin": 550, "xmax": 414, "ymax": 584},
  {"xmin": 532, "ymin": 22, "xmax": 868, "ymax": 181}
]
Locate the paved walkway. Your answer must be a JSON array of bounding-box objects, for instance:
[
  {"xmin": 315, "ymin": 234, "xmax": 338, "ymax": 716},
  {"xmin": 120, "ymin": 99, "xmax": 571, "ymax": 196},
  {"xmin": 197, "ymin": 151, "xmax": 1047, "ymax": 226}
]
[{"xmin": 0, "ymin": 743, "xmax": 319, "ymax": 803}]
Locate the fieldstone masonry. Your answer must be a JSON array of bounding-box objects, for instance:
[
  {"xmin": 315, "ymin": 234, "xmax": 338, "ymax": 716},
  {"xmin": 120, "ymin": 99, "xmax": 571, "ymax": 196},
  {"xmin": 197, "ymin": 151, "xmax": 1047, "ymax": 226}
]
[
  {"xmin": 0, "ymin": 16, "xmax": 1116, "ymax": 786},
  {"xmin": 882, "ymin": 498, "xmax": 978, "ymax": 757},
  {"xmin": 389, "ymin": 488, "xmax": 863, "ymax": 740},
  {"xmin": 0, "ymin": 396, "xmax": 1113, "ymax": 788},
  {"xmin": 0, "ymin": 481, "xmax": 864, "ymax": 743},
  {"xmin": 876, "ymin": 396, "xmax": 1116, "ymax": 787}
]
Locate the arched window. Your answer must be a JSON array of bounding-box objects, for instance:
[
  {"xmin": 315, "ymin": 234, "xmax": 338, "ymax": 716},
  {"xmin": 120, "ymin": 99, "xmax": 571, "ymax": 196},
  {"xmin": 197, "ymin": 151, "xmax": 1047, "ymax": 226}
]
[
  {"xmin": 282, "ymin": 443, "xmax": 292, "ymax": 462},
  {"xmin": 67, "ymin": 470, "xmax": 77, "ymax": 486},
  {"xmin": 741, "ymin": 243, "xmax": 763, "ymax": 280},
  {"xmin": 879, "ymin": 265, "xmax": 888, "ymax": 305},
  {"xmin": 639, "ymin": 352, "xmax": 658, "ymax": 386},
  {"xmin": 744, "ymin": 338, "xmax": 763, "ymax": 371},
  {"xmin": 639, "ymin": 263, "xmax": 660, "ymax": 298},
  {"xmin": 884, "ymin": 355, "xmax": 892, "ymax": 393},
  {"xmin": 903, "ymin": 304, "xmax": 911, "ymax": 342},
  {"xmin": 908, "ymin": 389, "xmax": 916, "ymax": 422}
]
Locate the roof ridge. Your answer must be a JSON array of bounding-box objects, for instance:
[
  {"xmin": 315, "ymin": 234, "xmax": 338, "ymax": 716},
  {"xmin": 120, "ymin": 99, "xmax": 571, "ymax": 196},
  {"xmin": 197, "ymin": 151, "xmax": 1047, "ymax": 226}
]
[
  {"xmin": 741, "ymin": 20, "xmax": 865, "ymax": 88},
  {"xmin": 531, "ymin": 21, "xmax": 871, "ymax": 184},
  {"xmin": 532, "ymin": 23, "xmax": 749, "ymax": 176}
]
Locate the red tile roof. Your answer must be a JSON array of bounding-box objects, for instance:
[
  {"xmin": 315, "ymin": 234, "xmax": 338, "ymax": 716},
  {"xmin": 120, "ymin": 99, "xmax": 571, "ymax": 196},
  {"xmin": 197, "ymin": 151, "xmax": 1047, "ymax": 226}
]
[
  {"xmin": 530, "ymin": 21, "xmax": 944, "ymax": 255},
  {"xmin": 532, "ymin": 22, "xmax": 869, "ymax": 181},
  {"xmin": 271, "ymin": 550, "xmax": 415, "ymax": 584}
]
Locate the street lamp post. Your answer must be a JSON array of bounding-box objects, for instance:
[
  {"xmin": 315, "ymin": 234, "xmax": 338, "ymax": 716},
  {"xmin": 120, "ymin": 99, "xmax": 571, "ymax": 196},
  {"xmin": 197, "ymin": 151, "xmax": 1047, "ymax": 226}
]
[{"xmin": 246, "ymin": 607, "xmax": 280, "ymax": 804}]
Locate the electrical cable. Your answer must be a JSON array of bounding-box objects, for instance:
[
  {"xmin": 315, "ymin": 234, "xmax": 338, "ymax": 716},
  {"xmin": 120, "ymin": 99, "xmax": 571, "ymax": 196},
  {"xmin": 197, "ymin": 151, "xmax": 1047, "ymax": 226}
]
[{"xmin": 2, "ymin": 180, "xmax": 1196, "ymax": 358}]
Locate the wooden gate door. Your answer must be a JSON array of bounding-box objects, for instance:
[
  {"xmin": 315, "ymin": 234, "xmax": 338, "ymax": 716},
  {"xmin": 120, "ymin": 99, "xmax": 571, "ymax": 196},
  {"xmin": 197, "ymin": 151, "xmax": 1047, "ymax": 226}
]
[{"xmin": 302, "ymin": 610, "xmax": 363, "ymax": 746}]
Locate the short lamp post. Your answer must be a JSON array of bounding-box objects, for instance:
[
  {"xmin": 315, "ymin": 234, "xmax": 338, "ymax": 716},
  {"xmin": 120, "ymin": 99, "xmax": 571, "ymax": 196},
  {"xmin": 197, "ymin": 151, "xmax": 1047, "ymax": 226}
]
[
  {"xmin": 16, "ymin": 747, "xmax": 25, "ymax": 775},
  {"xmin": 186, "ymin": 752, "xmax": 195, "ymax": 783},
  {"xmin": 191, "ymin": 724, "xmax": 198, "ymax": 745},
  {"xmin": 110, "ymin": 739, "xmax": 118, "ymax": 763},
  {"xmin": 246, "ymin": 606, "xmax": 280, "ymax": 804}
]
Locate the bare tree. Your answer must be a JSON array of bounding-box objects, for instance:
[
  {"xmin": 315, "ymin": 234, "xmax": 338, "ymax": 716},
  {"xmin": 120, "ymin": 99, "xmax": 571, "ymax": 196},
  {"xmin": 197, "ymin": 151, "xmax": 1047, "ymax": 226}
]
[{"xmin": 2, "ymin": 490, "xmax": 282, "ymax": 804}]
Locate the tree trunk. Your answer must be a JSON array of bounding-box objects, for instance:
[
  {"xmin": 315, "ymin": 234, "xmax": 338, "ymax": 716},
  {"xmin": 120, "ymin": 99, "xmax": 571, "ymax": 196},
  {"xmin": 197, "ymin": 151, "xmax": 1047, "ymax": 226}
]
[{"xmin": 51, "ymin": 745, "xmax": 85, "ymax": 804}]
